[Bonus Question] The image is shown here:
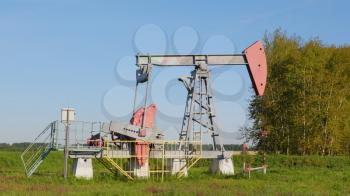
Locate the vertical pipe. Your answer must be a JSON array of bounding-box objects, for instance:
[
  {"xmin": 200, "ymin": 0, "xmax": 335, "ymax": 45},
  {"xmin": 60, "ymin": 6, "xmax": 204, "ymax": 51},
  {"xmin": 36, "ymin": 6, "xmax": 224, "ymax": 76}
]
[
  {"xmin": 161, "ymin": 142, "xmax": 165, "ymax": 182},
  {"xmin": 141, "ymin": 70, "xmax": 151, "ymax": 129},
  {"xmin": 132, "ymin": 83, "xmax": 138, "ymax": 114},
  {"xmin": 64, "ymin": 110, "xmax": 69, "ymax": 179}
]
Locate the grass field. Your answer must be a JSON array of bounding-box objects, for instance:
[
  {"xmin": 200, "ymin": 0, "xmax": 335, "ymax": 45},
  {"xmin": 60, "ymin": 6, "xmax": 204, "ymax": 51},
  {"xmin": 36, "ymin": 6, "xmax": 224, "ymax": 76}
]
[{"xmin": 0, "ymin": 150, "xmax": 349, "ymax": 195}]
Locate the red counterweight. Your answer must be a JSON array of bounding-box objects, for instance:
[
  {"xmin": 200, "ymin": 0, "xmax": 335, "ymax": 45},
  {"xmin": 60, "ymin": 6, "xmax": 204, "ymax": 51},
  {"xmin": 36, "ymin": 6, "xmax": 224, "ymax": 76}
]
[
  {"xmin": 244, "ymin": 41, "xmax": 268, "ymax": 96},
  {"xmin": 130, "ymin": 104, "xmax": 157, "ymax": 166},
  {"xmin": 130, "ymin": 104, "xmax": 157, "ymax": 128}
]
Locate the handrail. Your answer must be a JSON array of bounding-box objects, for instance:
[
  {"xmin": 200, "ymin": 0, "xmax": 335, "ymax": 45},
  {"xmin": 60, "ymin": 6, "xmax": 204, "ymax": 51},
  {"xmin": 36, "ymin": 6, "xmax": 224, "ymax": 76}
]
[
  {"xmin": 21, "ymin": 123, "xmax": 52, "ymax": 158},
  {"xmin": 20, "ymin": 121, "xmax": 56, "ymax": 177},
  {"xmin": 24, "ymin": 134, "xmax": 51, "ymax": 167}
]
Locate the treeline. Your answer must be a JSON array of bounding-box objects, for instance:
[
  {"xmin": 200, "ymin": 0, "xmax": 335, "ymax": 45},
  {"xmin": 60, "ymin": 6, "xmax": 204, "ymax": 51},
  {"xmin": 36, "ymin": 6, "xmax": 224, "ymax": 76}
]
[
  {"xmin": 242, "ymin": 30, "xmax": 350, "ymax": 155},
  {"xmin": 0, "ymin": 143, "xmax": 31, "ymax": 151}
]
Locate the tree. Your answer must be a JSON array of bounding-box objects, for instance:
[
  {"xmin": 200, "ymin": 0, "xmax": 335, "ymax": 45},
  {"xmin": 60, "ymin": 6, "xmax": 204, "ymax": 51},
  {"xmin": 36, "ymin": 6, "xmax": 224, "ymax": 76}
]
[{"xmin": 242, "ymin": 30, "xmax": 350, "ymax": 155}]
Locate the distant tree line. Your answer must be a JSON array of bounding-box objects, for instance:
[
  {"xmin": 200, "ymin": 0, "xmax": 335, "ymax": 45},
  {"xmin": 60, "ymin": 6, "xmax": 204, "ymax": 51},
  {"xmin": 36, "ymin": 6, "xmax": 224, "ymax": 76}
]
[
  {"xmin": 0, "ymin": 143, "xmax": 31, "ymax": 151},
  {"xmin": 242, "ymin": 30, "xmax": 350, "ymax": 155}
]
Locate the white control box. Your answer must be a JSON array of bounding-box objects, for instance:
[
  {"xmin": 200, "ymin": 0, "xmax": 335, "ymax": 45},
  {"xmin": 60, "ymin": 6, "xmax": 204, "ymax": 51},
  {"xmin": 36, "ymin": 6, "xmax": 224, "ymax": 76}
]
[{"xmin": 61, "ymin": 108, "xmax": 76, "ymax": 122}]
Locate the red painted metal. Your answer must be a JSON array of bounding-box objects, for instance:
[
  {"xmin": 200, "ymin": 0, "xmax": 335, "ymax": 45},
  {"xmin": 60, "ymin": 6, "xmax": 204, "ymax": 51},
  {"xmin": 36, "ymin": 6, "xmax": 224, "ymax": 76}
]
[
  {"xmin": 242, "ymin": 143, "xmax": 249, "ymax": 152},
  {"xmin": 134, "ymin": 141, "xmax": 149, "ymax": 166},
  {"xmin": 130, "ymin": 104, "xmax": 157, "ymax": 128},
  {"xmin": 130, "ymin": 104, "xmax": 157, "ymax": 166},
  {"xmin": 87, "ymin": 134, "xmax": 103, "ymax": 147},
  {"xmin": 244, "ymin": 41, "xmax": 268, "ymax": 96}
]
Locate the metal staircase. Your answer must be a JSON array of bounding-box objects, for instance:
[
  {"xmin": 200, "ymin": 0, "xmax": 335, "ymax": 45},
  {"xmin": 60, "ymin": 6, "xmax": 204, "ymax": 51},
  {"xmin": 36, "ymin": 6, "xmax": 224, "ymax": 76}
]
[
  {"xmin": 97, "ymin": 157, "xmax": 119, "ymax": 175},
  {"xmin": 99, "ymin": 156, "xmax": 134, "ymax": 180},
  {"xmin": 177, "ymin": 144, "xmax": 202, "ymax": 178},
  {"xmin": 98, "ymin": 142, "xmax": 134, "ymax": 180},
  {"xmin": 21, "ymin": 121, "xmax": 57, "ymax": 177}
]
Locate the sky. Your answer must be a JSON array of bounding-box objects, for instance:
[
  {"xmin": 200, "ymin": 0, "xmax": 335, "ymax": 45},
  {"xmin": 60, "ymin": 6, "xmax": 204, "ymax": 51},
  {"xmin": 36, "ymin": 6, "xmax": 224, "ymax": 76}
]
[{"xmin": 0, "ymin": 0, "xmax": 349, "ymax": 143}]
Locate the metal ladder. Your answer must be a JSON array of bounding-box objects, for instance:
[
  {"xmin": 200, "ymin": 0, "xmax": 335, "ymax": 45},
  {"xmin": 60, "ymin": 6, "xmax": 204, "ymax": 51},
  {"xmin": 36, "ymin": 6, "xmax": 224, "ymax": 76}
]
[
  {"xmin": 97, "ymin": 140, "xmax": 134, "ymax": 180},
  {"xmin": 21, "ymin": 121, "xmax": 57, "ymax": 177}
]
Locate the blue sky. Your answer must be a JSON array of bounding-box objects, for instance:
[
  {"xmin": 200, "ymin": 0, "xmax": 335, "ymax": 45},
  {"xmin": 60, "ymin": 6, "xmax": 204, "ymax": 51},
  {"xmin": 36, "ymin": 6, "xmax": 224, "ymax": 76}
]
[{"xmin": 0, "ymin": 0, "xmax": 349, "ymax": 143}]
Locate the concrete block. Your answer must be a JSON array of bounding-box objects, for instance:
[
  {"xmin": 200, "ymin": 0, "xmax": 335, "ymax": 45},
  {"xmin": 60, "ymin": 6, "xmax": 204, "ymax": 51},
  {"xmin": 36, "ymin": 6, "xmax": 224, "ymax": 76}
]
[
  {"xmin": 168, "ymin": 158, "xmax": 187, "ymax": 177},
  {"xmin": 72, "ymin": 158, "xmax": 93, "ymax": 179},
  {"xmin": 210, "ymin": 158, "xmax": 234, "ymax": 175},
  {"xmin": 131, "ymin": 159, "xmax": 149, "ymax": 178}
]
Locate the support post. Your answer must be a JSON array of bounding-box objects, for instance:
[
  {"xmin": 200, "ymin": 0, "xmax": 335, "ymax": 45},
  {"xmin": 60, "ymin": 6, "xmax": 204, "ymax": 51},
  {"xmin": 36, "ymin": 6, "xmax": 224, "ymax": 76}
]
[
  {"xmin": 64, "ymin": 114, "xmax": 69, "ymax": 179},
  {"xmin": 61, "ymin": 108, "xmax": 75, "ymax": 180}
]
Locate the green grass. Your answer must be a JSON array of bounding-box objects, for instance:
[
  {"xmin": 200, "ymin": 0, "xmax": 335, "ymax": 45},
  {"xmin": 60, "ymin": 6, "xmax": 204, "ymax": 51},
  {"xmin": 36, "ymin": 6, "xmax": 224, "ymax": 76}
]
[{"xmin": 0, "ymin": 150, "xmax": 350, "ymax": 195}]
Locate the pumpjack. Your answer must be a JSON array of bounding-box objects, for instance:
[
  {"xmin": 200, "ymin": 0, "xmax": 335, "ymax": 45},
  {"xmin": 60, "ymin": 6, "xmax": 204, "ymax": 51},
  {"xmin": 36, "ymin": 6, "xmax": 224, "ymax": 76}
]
[{"xmin": 21, "ymin": 40, "xmax": 267, "ymax": 180}]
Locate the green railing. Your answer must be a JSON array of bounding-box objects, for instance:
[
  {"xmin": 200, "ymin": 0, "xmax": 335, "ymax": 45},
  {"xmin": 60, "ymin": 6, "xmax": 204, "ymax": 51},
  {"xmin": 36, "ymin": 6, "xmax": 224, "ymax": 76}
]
[
  {"xmin": 20, "ymin": 121, "xmax": 56, "ymax": 177},
  {"xmin": 20, "ymin": 120, "xmax": 104, "ymax": 177}
]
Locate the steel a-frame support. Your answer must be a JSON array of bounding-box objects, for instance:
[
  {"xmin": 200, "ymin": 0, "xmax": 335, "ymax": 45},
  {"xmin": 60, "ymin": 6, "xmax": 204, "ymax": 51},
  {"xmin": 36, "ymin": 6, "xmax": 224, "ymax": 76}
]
[{"xmin": 178, "ymin": 61, "xmax": 223, "ymax": 151}]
